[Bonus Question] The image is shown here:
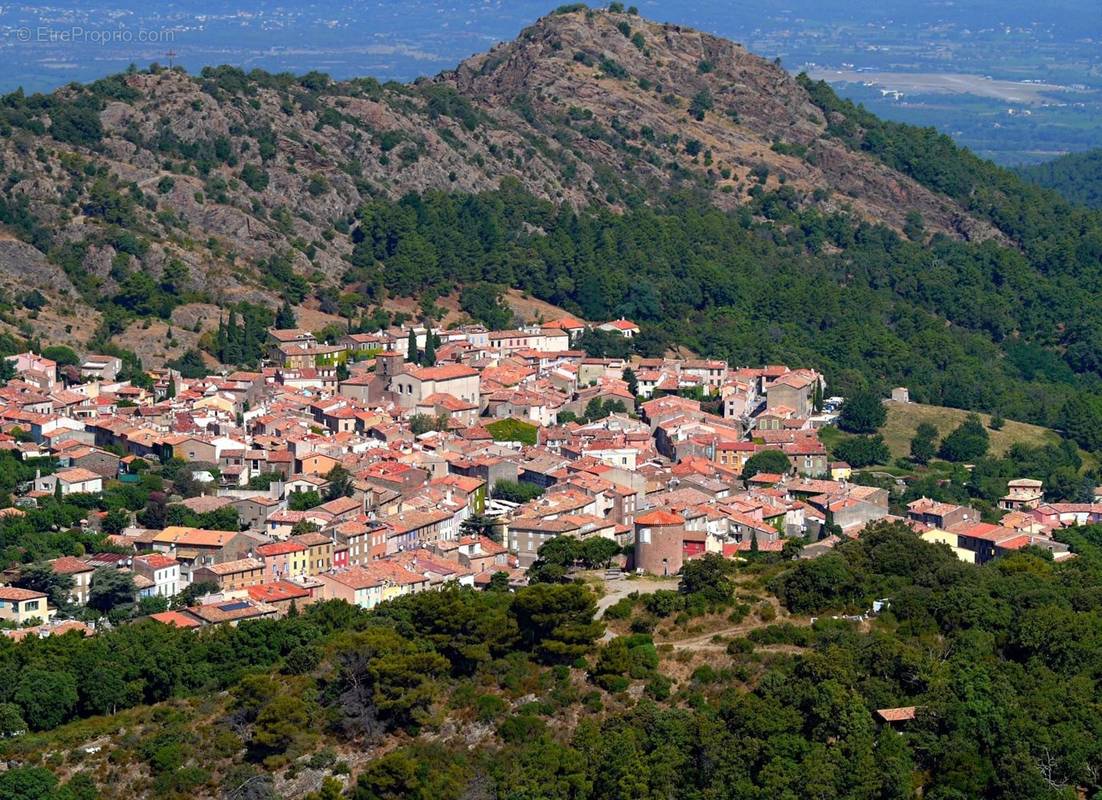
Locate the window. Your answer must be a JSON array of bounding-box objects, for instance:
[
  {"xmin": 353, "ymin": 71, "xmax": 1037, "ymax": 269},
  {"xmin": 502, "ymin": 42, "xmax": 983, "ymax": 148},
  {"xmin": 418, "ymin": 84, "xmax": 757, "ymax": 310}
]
[{"xmin": 25, "ymin": 600, "xmax": 39, "ymax": 611}]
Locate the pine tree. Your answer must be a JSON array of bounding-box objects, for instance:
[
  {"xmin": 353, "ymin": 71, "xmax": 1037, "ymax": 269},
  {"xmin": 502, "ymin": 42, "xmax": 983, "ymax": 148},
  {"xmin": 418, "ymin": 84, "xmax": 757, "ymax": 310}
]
[
  {"xmin": 813, "ymin": 379, "xmax": 824, "ymax": 413},
  {"xmin": 460, "ymin": 513, "xmax": 499, "ymax": 542},
  {"xmin": 910, "ymin": 423, "xmax": 938, "ymax": 465},
  {"xmin": 406, "ymin": 329, "xmax": 418, "ymax": 362}
]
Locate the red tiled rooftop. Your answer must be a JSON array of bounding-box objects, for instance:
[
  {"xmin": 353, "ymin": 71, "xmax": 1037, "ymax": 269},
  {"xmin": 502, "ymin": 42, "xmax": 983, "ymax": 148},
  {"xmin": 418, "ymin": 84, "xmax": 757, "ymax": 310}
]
[
  {"xmin": 0, "ymin": 586, "xmax": 47, "ymax": 601},
  {"xmin": 256, "ymin": 541, "xmax": 308, "ymax": 557},
  {"xmin": 877, "ymin": 706, "xmax": 917, "ymax": 723},
  {"xmin": 149, "ymin": 610, "xmax": 202, "ymax": 628},
  {"xmin": 247, "ymin": 581, "xmax": 310, "ymax": 603},
  {"xmin": 635, "ymin": 509, "xmax": 685, "ymax": 526},
  {"xmin": 410, "ymin": 364, "xmax": 479, "ymax": 381},
  {"xmin": 49, "ymin": 556, "xmax": 94, "ymax": 574}
]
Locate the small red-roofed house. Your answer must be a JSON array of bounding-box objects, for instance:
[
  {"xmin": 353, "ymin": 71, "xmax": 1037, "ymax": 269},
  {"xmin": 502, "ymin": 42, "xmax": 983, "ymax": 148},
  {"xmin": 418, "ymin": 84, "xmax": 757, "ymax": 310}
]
[
  {"xmin": 255, "ymin": 540, "xmax": 309, "ymax": 581},
  {"xmin": 132, "ymin": 553, "xmax": 181, "ymax": 598},
  {"xmin": 876, "ymin": 706, "xmax": 918, "ymax": 726},
  {"xmin": 0, "ymin": 586, "xmax": 53, "ymax": 625},
  {"xmin": 35, "ymin": 467, "xmax": 103, "ymax": 496},
  {"xmin": 149, "ymin": 610, "xmax": 202, "ymax": 629},
  {"xmin": 48, "ymin": 556, "xmax": 95, "ymax": 605},
  {"xmin": 597, "ymin": 319, "xmax": 640, "ymax": 338},
  {"xmin": 746, "ymin": 472, "xmax": 784, "ymax": 487},
  {"xmin": 246, "ymin": 581, "xmax": 314, "ymax": 615}
]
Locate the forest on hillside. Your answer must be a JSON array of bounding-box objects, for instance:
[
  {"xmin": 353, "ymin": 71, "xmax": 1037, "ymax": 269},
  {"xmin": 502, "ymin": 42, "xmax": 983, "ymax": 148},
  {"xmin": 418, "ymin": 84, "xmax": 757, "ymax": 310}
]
[
  {"xmin": 3, "ymin": 522, "xmax": 1102, "ymax": 799},
  {"xmin": 1017, "ymin": 149, "xmax": 1102, "ymax": 210}
]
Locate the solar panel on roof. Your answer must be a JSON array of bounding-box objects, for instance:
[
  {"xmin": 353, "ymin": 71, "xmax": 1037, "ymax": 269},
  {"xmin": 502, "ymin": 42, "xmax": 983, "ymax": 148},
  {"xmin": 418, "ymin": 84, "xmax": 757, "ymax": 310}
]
[{"xmin": 218, "ymin": 601, "xmax": 250, "ymax": 612}]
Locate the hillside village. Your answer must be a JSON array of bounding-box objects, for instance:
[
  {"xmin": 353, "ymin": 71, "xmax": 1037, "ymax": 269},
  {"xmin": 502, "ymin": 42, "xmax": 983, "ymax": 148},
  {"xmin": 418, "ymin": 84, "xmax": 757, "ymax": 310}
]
[{"xmin": 0, "ymin": 315, "xmax": 1085, "ymax": 633}]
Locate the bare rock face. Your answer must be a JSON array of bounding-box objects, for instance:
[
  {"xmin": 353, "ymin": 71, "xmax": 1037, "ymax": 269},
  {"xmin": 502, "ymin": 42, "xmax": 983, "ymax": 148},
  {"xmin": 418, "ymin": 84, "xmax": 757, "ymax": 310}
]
[
  {"xmin": 0, "ymin": 238, "xmax": 77, "ymax": 295},
  {"xmin": 447, "ymin": 11, "xmax": 1001, "ymax": 239},
  {"xmin": 0, "ymin": 7, "xmax": 1006, "ymax": 339}
]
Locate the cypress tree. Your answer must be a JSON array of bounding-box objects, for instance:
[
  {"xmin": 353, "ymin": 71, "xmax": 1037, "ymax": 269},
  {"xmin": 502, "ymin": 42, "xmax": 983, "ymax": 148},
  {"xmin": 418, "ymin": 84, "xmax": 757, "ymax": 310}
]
[
  {"xmin": 275, "ymin": 300, "xmax": 297, "ymax": 329},
  {"xmin": 224, "ymin": 309, "xmax": 241, "ymax": 364},
  {"xmin": 215, "ymin": 315, "xmax": 226, "ymax": 362}
]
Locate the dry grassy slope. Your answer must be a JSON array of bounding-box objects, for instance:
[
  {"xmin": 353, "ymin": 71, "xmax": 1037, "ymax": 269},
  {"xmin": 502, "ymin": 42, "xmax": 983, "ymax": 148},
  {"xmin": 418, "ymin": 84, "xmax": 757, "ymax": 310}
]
[
  {"xmin": 880, "ymin": 400, "xmax": 1094, "ymax": 467},
  {"xmin": 0, "ymin": 8, "xmax": 1004, "ymax": 355}
]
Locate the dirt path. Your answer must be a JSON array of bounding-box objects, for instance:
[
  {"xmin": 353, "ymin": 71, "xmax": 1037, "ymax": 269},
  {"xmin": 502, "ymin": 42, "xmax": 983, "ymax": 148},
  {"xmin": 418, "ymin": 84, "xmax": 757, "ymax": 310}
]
[
  {"xmin": 656, "ymin": 593, "xmax": 812, "ymax": 651},
  {"xmin": 592, "ymin": 574, "xmax": 680, "ymax": 641},
  {"xmin": 666, "ymin": 614, "xmax": 812, "ymax": 650},
  {"xmin": 595, "ymin": 576, "xmax": 680, "ymax": 616}
]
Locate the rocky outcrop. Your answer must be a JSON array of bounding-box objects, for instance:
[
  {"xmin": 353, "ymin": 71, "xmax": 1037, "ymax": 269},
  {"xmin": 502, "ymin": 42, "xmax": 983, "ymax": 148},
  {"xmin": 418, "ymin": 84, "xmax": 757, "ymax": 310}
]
[{"xmin": 0, "ymin": 8, "xmax": 1005, "ymax": 332}]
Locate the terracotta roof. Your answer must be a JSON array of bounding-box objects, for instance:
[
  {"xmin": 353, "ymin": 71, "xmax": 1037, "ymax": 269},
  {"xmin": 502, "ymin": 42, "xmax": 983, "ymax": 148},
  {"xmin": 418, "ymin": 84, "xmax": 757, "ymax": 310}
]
[
  {"xmin": 543, "ymin": 317, "xmax": 586, "ymax": 330},
  {"xmin": 4, "ymin": 620, "xmax": 92, "ymax": 641},
  {"xmin": 175, "ymin": 495, "xmax": 234, "ymax": 513},
  {"xmin": 135, "ymin": 554, "xmax": 178, "ymax": 569},
  {"xmin": 635, "ymin": 509, "xmax": 685, "ymax": 526},
  {"xmin": 602, "ymin": 319, "xmax": 639, "ymax": 331},
  {"xmin": 0, "ymin": 586, "xmax": 47, "ymax": 601},
  {"xmin": 185, "ymin": 599, "xmax": 277, "ymax": 624},
  {"xmin": 49, "ymin": 556, "xmax": 94, "ymax": 574},
  {"xmin": 323, "ymin": 566, "xmax": 384, "ymax": 590},
  {"xmin": 876, "ymin": 706, "xmax": 918, "ymax": 723},
  {"xmin": 152, "ymin": 527, "xmax": 238, "ymax": 548},
  {"xmin": 247, "ymin": 581, "xmax": 310, "ymax": 603},
  {"xmin": 55, "ymin": 467, "xmax": 102, "ymax": 483},
  {"xmin": 409, "ymin": 364, "xmax": 479, "ymax": 381},
  {"xmin": 256, "ymin": 541, "xmax": 308, "ymax": 557},
  {"xmin": 318, "ymin": 496, "xmax": 361, "ymax": 515},
  {"xmin": 198, "ymin": 557, "xmax": 263, "ymax": 576},
  {"xmin": 291, "ymin": 531, "xmax": 333, "ymax": 547},
  {"xmin": 268, "ymin": 328, "xmax": 314, "ymax": 342}
]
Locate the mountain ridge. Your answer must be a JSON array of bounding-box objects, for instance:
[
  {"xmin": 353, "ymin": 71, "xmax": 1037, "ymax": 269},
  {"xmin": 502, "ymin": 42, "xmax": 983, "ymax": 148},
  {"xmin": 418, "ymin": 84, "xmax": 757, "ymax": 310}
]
[{"xmin": 0, "ymin": 6, "xmax": 1004, "ymax": 340}]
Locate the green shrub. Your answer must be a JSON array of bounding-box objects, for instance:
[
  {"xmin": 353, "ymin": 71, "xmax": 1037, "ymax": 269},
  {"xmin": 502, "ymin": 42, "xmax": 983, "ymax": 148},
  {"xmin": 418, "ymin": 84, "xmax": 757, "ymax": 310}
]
[
  {"xmin": 498, "ymin": 714, "xmax": 547, "ymax": 743},
  {"xmin": 475, "ymin": 694, "xmax": 507, "ymax": 722},
  {"xmin": 645, "ymin": 675, "xmax": 672, "ymax": 701},
  {"xmin": 691, "ymin": 664, "xmax": 718, "ymax": 684}
]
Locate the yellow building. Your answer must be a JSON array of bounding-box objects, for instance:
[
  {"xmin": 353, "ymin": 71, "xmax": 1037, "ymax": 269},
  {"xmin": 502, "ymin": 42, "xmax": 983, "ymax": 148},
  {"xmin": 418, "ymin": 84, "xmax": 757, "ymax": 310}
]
[
  {"xmin": 0, "ymin": 587, "xmax": 54, "ymax": 625},
  {"xmin": 920, "ymin": 528, "xmax": 976, "ymax": 564},
  {"xmin": 289, "ymin": 531, "xmax": 334, "ymax": 575}
]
